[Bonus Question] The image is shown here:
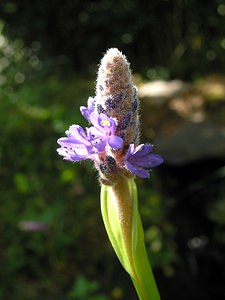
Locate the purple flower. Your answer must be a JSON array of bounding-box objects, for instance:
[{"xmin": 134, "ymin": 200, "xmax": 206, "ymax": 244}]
[
  {"xmin": 125, "ymin": 144, "xmax": 163, "ymax": 178},
  {"xmin": 19, "ymin": 221, "xmax": 48, "ymax": 232},
  {"xmin": 57, "ymin": 113, "xmax": 124, "ymax": 162},
  {"xmin": 57, "ymin": 125, "xmax": 94, "ymax": 161},
  {"xmin": 80, "ymin": 96, "xmax": 96, "ymax": 122},
  {"xmin": 89, "ymin": 113, "xmax": 123, "ymax": 151}
]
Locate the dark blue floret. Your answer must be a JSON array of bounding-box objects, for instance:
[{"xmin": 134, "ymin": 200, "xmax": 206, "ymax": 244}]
[
  {"xmin": 106, "ymin": 155, "xmax": 117, "ymax": 171},
  {"xmin": 105, "ymin": 97, "xmax": 117, "ymax": 109},
  {"xmin": 100, "ymin": 156, "xmax": 117, "ymax": 174},
  {"xmin": 99, "ymin": 85, "xmax": 104, "ymax": 91},
  {"xmin": 100, "ymin": 163, "xmax": 108, "ymax": 174},
  {"xmin": 119, "ymin": 131, "xmax": 126, "ymax": 140},
  {"xmin": 105, "ymin": 92, "xmax": 124, "ymax": 111},
  {"xmin": 132, "ymin": 98, "xmax": 138, "ymax": 112},
  {"xmin": 97, "ymin": 104, "xmax": 106, "ymax": 114},
  {"xmin": 132, "ymin": 87, "xmax": 137, "ymax": 97},
  {"xmin": 114, "ymin": 91, "xmax": 124, "ymax": 101},
  {"xmin": 119, "ymin": 112, "xmax": 131, "ymax": 130}
]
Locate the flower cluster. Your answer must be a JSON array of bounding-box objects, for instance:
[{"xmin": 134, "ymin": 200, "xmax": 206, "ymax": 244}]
[
  {"xmin": 57, "ymin": 48, "xmax": 163, "ymax": 184},
  {"xmin": 57, "ymin": 106, "xmax": 123, "ymax": 161}
]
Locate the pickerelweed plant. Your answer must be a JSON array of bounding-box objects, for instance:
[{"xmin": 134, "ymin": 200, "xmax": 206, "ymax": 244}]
[{"xmin": 57, "ymin": 48, "xmax": 163, "ymax": 300}]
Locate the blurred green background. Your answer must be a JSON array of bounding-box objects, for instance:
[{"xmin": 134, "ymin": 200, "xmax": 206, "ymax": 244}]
[{"xmin": 0, "ymin": 1, "xmax": 225, "ymax": 299}]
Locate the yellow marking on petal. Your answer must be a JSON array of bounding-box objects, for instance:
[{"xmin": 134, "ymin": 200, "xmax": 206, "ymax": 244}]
[
  {"xmin": 137, "ymin": 146, "xmax": 143, "ymax": 152},
  {"xmin": 80, "ymin": 131, "xmax": 86, "ymax": 138},
  {"xmin": 101, "ymin": 120, "xmax": 110, "ymax": 126}
]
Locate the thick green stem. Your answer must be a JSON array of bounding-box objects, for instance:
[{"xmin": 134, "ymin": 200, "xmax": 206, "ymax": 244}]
[{"xmin": 101, "ymin": 177, "xmax": 161, "ymax": 300}]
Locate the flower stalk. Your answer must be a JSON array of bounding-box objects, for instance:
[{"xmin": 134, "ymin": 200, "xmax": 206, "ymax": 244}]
[
  {"xmin": 101, "ymin": 177, "xmax": 160, "ymax": 300},
  {"xmin": 57, "ymin": 48, "xmax": 163, "ymax": 299}
]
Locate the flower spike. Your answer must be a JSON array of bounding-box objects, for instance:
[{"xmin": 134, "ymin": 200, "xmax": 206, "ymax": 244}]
[{"xmin": 57, "ymin": 48, "xmax": 163, "ymax": 300}]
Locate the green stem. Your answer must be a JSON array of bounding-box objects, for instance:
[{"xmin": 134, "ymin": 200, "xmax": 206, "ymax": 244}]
[{"xmin": 101, "ymin": 177, "xmax": 161, "ymax": 300}]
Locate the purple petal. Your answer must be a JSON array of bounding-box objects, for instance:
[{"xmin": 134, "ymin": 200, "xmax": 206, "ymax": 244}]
[
  {"xmin": 108, "ymin": 135, "xmax": 123, "ymax": 150},
  {"xmin": 57, "ymin": 146, "xmax": 89, "ymax": 161},
  {"xmin": 129, "ymin": 154, "xmax": 163, "ymax": 168},
  {"xmin": 125, "ymin": 143, "xmax": 163, "ymax": 178},
  {"xmin": 68, "ymin": 125, "xmax": 91, "ymax": 146},
  {"xmin": 57, "ymin": 137, "xmax": 78, "ymax": 146},
  {"xmin": 132, "ymin": 144, "xmax": 153, "ymax": 157},
  {"xmin": 88, "ymin": 113, "xmax": 121, "ymax": 151},
  {"xmin": 89, "ymin": 113, "xmax": 105, "ymax": 133},
  {"xmin": 125, "ymin": 160, "xmax": 138, "ymax": 174},
  {"xmin": 92, "ymin": 138, "xmax": 107, "ymax": 152},
  {"xmin": 127, "ymin": 144, "xmax": 135, "ymax": 156},
  {"xmin": 87, "ymin": 96, "xmax": 96, "ymax": 110},
  {"xmin": 80, "ymin": 106, "xmax": 91, "ymax": 121},
  {"xmin": 57, "ymin": 136, "xmax": 89, "ymax": 148},
  {"xmin": 134, "ymin": 168, "xmax": 150, "ymax": 178},
  {"xmin": 87, "ymin": 126, "xmax": 107, "ymax": 152},
  {"xmin": 143, "ymin": 154, "xmax": 164, "ymax": 167},
  {"xmin": 80, "ymin": 97, "xmax": 96, "ymax": 121},
  {"xmin": 90, "ymin": 113, "xmax": 117, "ymax": 134},
  {"xmin": 57, "ymin": 148, "xmax": 76, "ymax": 161},
  {"xmin": 73, "ymin": 144, "xmax": 91, "ymax": 157},
  {"xmin": 97, "ymin": 114, "xmax": 114, "ymax": 129},
  {"xmin": 87, "ymin": 126, "xmax": 104, "ymax": 139},
  {"xmin": 126, "ymin": 161, "xmax": 150, "ymax": 178},
  {"xmin": 128, "ymin": 156, "xmax": 149, "ymax": 167}
]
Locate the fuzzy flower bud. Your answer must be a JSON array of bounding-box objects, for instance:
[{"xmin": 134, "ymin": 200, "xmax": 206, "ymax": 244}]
[{"xmin": 96, "ymin": 48, "xmax": 140, "ymax": 147}]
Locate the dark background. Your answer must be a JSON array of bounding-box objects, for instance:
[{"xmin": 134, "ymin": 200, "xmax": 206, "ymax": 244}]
[{"xmin": 0, "ymin": 1, "xmax": 225, "ymax": 299}]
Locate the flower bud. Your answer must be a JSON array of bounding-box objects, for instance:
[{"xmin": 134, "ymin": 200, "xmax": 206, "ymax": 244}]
[{"xmin": 95, "ymin": 48, "xmax": 140, "ymax": 147}]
